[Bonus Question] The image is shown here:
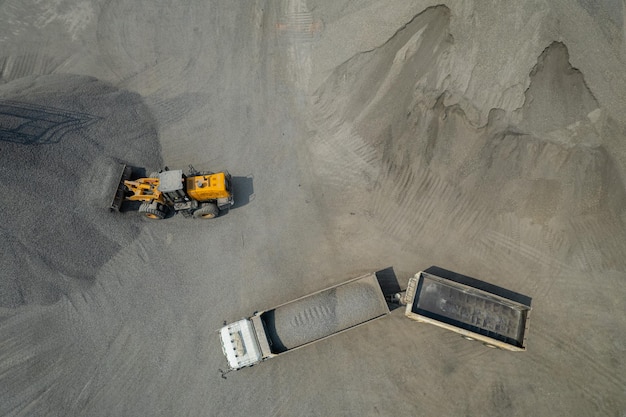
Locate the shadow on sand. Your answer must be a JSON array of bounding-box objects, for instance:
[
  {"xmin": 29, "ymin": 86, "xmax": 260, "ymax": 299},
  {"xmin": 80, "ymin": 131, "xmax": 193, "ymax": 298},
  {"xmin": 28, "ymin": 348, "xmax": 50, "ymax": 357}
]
[{"xmin": 231, "ymin": 175, "xmax": 254, "ymax": 209}]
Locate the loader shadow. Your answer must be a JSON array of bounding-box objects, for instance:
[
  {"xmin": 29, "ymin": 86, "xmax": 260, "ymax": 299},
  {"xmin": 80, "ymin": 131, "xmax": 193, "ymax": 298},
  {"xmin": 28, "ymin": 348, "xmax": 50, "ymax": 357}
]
[
  {"xmin": 231, "ymin": 175, "xmax": 254, "ymax": 209},
  {"xmin": 375, "ymin": 266, "xmax": 404, "ymax": 311}
]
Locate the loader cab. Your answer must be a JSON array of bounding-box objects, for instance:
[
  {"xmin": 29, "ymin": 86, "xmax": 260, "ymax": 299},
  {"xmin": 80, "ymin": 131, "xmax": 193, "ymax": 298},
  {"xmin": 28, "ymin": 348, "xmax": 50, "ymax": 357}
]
[{"xmin": 157, "ymin": 170, "xmax": 191, "ymax": 204}]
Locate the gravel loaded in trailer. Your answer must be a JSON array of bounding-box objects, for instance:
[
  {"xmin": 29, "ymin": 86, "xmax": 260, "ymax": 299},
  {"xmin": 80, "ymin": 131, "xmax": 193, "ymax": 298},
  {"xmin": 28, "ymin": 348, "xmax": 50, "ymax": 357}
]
[{"xmin": 219, "ymin": 273, "xmax": 390, "ymax": 370}]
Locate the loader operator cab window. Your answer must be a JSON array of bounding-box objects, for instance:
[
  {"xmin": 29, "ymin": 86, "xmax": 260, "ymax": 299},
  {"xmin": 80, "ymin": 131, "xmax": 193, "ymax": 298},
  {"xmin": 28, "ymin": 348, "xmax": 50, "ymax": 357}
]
[{"xmin": 158, "ymin": 170, "xmax": 188, "ymax": 204}]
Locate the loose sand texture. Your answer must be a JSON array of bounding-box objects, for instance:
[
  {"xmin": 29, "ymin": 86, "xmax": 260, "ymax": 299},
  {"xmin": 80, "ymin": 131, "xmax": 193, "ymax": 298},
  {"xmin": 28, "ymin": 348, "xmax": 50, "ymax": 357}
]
[{"xmin": 1, "ymin": 1, "xmax": 625, "ymax": 416}]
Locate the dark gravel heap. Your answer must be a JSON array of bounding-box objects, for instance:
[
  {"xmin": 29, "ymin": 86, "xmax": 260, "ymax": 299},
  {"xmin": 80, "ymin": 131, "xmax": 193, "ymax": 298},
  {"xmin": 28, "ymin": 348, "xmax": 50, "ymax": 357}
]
[{"xmin": 0, "ymin": 74, "xmax": 162, "ymax": 307}]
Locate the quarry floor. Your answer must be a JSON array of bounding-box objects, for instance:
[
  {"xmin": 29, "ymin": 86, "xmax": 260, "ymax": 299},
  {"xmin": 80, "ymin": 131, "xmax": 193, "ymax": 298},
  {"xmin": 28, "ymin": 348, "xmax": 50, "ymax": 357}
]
[{"xmin": 1, "ymin": 1, "xmax": 625, "ymax": 416}]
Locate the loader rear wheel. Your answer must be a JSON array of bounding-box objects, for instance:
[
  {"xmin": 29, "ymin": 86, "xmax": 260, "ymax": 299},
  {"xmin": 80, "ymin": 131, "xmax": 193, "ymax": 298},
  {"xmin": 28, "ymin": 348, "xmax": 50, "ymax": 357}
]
[
  {"xmin": 139, "ymin": 203, "xmax": 166, "ymax": 220},
  {"xmin": 194, "ymin": 203, "xmax": 219, "ymax": 219}
]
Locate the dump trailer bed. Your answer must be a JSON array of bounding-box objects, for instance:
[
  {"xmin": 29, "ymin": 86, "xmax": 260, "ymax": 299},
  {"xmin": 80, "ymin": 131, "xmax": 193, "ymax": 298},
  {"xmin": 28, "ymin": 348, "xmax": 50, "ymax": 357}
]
[
  {"xmin": 220, "ymin": 273, "xmax": 390, "ymax": 370},
  {"xmin": 260, "ymin": 273, "xmax": 390, "ymax": 353},
  {"xmin": 404, "ymin": 266, "xmax": 532, "ymax": 351}
]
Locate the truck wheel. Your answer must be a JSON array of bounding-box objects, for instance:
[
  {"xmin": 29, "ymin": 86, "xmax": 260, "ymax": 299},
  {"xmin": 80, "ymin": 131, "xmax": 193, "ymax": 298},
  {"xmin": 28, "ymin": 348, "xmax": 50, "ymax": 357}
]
[
  {"xmin": 483, "ymin": 343, "xmax": 499, "ymax": 349},
  {"xmin": 139, "ymin": 203, "xmax": 166, "ymax": 219},
  {"xmin": 461, "ymin": 336, "xmax": 476, "ymax": 342},
  {"xmin": 194, "ymin": 203, "xmax": 219, "ymax": 219}
]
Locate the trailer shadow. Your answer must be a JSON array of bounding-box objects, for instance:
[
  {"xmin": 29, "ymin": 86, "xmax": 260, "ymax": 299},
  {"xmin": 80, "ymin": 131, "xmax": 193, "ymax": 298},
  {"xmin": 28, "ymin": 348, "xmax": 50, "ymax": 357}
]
[
  {"xmin": 375, "ymin": 267, "xmax": 404, "ymax": 311},
  {"xmin": 423, "ymin": 266, "xmax": 533, "ymax": 307}
]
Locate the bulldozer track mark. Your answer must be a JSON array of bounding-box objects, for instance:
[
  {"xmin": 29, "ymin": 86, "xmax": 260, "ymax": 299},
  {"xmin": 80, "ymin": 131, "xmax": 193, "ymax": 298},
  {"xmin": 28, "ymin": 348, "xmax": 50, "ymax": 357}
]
[
  {"xmin": 471, "ymin": 231, "xmax": 570, "ymax": 298},
  {"xmin": 276, "ymin": 14, "xmax": 323, "ymax": 40},
  {"xmin": 119, "ymin": 57, "xmax": 189, "ymax": 98},
  {"xmin": 568, "ymin": 215, "xmax": 626, "ymax": 272},
  {"xmin": 268, "ymin": 393, "xmax": 291, "ymax": 417},
  {"xmin": 86, "ymin": 325, "xmax": 150, "ymax": 408},
  {"xmin": 372, "ymin": 164, "xmax": 492, "ymax": 244},
  {"xmin": 0, "ymin": 100, "xmax": 99, "ymax": 145},
  {"xmin": 528, "ymin": 327, "xmax": 626, "ymax": 414},
  {"xmin": 276, "ymin": 2, "xmax": 323, "ymax": 41},
  {"xmin": 0, "ymin": 53, "xmax": 61, "ymax": 81},
  {"xmin": 481, "ymin": 229, "xmax": 572, "ymax": 273},
  {"xmin": 146, "ymin": 93, "xmax": 195, "ymax": 127},
  {"xmin": 310, "ymin": 128, "xmax": 379, "ymax": 191},
  {"xmin": 535, "ymin": 319, "xmax": 623, "ymax": 387}
]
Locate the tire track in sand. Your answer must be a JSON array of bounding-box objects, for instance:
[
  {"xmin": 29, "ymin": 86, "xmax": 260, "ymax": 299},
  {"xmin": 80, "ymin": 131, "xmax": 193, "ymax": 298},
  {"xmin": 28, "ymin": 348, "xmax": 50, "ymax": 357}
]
[
  {"xmin": 527, "ymin": 322, "xmax": 626, "ymax": 415},
  {"xmin": 567, "ymin": 213, "xmax": 626, "ymax": 272},
  {"xmin": 371, "ymin": 162, "xmax": 493, "ymax": 246},
  {"xmin": 0, "ymin": 52, "xmax": 62, "ymax": 81}
]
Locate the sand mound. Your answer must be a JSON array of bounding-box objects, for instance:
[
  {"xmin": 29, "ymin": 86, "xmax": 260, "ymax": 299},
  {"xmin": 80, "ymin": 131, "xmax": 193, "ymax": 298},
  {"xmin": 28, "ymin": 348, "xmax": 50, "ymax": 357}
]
[
  {"xmin": 0, "ymin": 74, "xmax": 162, "ymax": 307},
  {"xmin": 309, "ymin": 20, "xmax": 626, "ymax": 272}
]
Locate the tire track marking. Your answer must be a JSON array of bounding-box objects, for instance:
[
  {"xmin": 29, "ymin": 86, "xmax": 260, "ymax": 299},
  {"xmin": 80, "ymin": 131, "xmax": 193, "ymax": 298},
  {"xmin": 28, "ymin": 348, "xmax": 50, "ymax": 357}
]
[
  {"xmin": 481, "ymin": 229, "xmax": 573, "ymax": 272},
  {"xmin": 0, "ymin": 53, "xmax": 61, "ymax": 81},
  {"xmin": 276, "ymin": 10, "xmax": 323, "ymax": 41},
  {"xmin": 278, "ymin": 0, "xmax": 321, "ymax": 92},
  {"xmin": 527, "ymin": 322, "xmax": 626, "ymax": 415},
  {"xmin": 568, "ymin": 214, "xmax": 626, "ymax": 272},
  {"xmin": 309, "ymin": 125, "xmax": 380, "ymax": 197},
  {"xmin": 371, "ymin": 162, "xmax": 493, "ymax": 245}
]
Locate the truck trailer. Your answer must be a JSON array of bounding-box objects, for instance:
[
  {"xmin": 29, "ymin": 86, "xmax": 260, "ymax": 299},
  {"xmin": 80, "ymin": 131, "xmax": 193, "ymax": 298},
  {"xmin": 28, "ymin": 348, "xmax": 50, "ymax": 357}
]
[
  {"xmin": 403, "ymin": 266, "xmax": 532, "ymax": 351},
  {"xmin": 219, "ymin": 273, "xmax": 390, "ymax": 370}
]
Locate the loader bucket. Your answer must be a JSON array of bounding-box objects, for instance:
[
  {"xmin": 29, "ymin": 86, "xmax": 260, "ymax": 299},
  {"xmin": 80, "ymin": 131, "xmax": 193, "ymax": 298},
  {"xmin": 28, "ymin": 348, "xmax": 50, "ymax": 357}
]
[{"xmin": 109, "ymin": 164, "xmax": 132, "ymax": 211}]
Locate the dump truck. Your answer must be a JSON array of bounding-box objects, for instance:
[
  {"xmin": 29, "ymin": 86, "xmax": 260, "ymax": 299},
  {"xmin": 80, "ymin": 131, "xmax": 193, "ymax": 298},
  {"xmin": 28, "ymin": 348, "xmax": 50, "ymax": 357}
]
[
  {"xmin": 110, "ymin": 164, "xmax": 233, "ymax": 219},
  {"xmin": 219, "ymin": 273, "xmax": 390, "ymax": 370},
  {"xmin": 402, "ymin": 266, "xmax": 532, "ymax": 351}
]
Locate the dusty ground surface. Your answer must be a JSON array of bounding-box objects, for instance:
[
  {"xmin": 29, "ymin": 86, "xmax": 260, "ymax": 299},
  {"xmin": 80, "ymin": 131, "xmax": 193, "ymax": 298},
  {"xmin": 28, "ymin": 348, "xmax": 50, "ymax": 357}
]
[{"xmin": 1, "ymin": 1, "xmax": 625, "ymax": 416}]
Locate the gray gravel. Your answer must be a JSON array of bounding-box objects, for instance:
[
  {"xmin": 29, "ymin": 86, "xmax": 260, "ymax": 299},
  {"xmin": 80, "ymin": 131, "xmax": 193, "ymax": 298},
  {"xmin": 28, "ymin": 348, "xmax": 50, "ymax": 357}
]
[
  {"xmin": 262, "ymin": 276, "xmax": 389, "ymax": 351},
  {"xmin": 1, "ymin": 2, "xmax": 626, "ymax": 417},
  {"xmin": 0, "ymin": 74, "xmax": 161, "ymax": 307}
]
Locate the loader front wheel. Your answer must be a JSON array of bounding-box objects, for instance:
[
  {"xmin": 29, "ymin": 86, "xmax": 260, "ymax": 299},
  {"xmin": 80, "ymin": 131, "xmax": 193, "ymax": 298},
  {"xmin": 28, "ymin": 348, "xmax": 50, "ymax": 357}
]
[
  {"xmin": 193, "ymin": 203, "xmax": 219, "ymax": 219},
  {"xmin": 139, "ymin": 203, "xmax": 166, "ymax": 220}
]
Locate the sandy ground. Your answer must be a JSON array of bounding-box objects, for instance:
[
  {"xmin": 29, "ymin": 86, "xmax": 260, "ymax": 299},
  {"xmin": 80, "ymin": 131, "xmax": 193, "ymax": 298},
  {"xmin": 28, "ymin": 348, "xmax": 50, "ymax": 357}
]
[{"xmin": 1, "ymin": 1, "xmax": 625, "ymax": 416}]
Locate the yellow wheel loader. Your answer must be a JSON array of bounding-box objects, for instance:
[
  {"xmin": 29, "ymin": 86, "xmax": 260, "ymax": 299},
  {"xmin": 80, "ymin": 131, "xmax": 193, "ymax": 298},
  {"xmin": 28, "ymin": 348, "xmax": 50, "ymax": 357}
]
[{"xmin": 110, "ymin": 164, "xmax": 233, "ymax": 219}]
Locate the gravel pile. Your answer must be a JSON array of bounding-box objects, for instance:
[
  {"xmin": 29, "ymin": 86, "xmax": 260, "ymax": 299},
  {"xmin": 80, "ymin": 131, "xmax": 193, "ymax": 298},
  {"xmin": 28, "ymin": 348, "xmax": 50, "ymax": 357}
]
[
  {"xmin": 0, "ymin": 74, "xmax": 162, "ymax": 307},
  {"xmin": 262, "ymin": 276, "xmax": 389, "ymax": 352}
]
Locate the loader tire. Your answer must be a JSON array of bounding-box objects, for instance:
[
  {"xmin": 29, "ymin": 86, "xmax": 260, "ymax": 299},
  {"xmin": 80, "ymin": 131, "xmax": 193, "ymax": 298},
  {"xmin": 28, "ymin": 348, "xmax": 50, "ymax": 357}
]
[
  {"xmin": 193, "ymin": 203, "xmax": 219, "ymax": 219},
  {"xmin": 139, "ymin": 203, "xmax": 166, "ymax": 220}
]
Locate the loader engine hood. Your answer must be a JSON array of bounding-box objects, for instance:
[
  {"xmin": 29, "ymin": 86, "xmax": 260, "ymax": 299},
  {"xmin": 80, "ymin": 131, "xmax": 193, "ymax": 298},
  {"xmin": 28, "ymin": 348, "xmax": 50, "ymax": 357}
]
[{"xmin": 220, "ymin": 319, "xmax": 263, "ymax": 370}]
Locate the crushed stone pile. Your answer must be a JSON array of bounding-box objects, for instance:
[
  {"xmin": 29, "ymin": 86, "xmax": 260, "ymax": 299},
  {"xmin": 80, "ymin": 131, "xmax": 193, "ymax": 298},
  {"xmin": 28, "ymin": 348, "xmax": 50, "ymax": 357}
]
[{"xmin": 0, "ymin": 74, "xmax": 162, "ymax": 308}]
